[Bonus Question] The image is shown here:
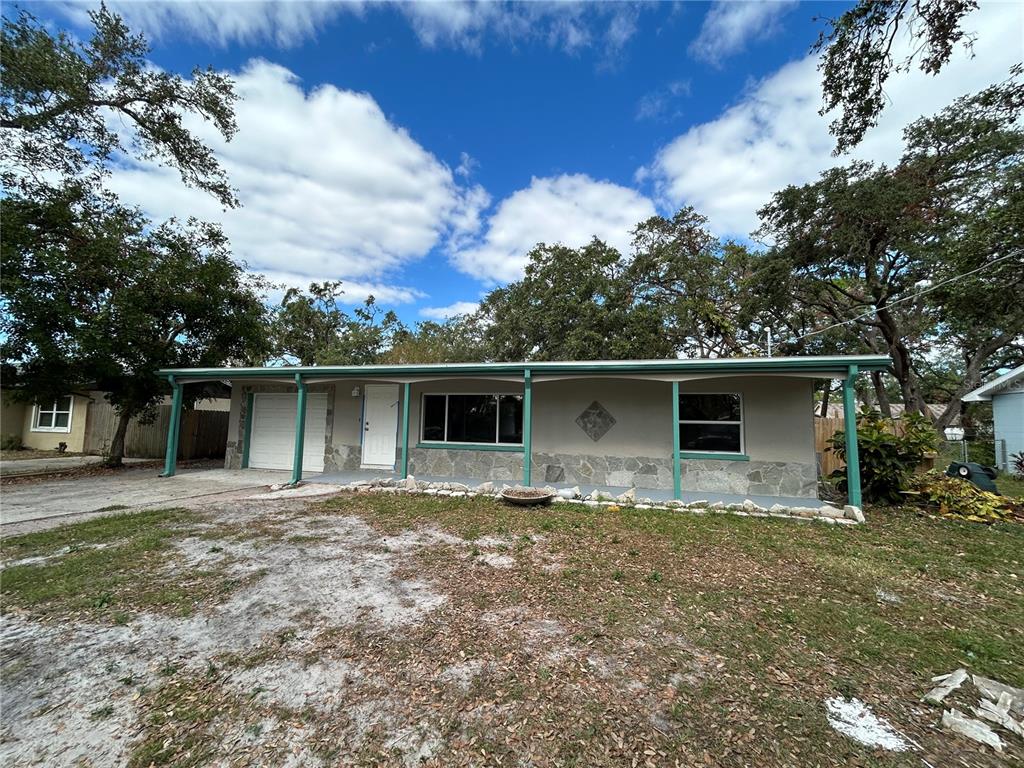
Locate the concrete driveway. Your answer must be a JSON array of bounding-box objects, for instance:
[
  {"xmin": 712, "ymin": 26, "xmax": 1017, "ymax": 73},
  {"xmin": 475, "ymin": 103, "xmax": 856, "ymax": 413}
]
[
  {"xmin": 0, "ymin": 467, "xmax": 292, "ymax": 532},
  {"xmin": 0, "ymin": 455, "xmax": 151, "ymax": 477}
]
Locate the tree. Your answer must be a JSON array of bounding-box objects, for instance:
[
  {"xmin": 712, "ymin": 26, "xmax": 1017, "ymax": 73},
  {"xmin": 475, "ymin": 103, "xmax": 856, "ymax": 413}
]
[
  {"xmin": 477, "ymin": 239, "xmax": 675, "ymax": 362},
  {"xmin": 1, "ymin": 186, "xmax": 270, "ymax": 464},
  {"xmin": 269, "ymin": 284, "xmax": 404, "ymax": 366},
  {"xmin": 382, "ymin": 315, "xmax": 489, "ymax": 364},
  {"xmin": 816, "ymin": 0, "xmax": 980, "ymax": 152},
  {"xmin": 1, "ymin": 4, "xmax": 237, "ymax": 204},
  {"xmin": 756, "ymin": 79, "xmax": 1024, "ymax": 431}
]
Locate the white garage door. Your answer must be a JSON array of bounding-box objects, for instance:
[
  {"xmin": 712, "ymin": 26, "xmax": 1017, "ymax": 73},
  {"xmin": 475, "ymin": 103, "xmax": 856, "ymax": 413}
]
[{"xmin": 249, "ymin": 393, "xmax": 327, "ymax": 472}]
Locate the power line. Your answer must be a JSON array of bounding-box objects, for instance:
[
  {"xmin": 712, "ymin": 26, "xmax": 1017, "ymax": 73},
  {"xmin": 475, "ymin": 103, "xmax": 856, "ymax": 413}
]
[{"xmin": 791, "ymin": 250, "xmax": 1021, "ymax": 342}]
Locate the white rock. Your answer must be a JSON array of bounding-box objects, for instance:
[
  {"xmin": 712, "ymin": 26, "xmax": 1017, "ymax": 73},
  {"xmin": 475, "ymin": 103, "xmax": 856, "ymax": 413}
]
[
  {"xmin": 473, "ymin": 481, "xmax": 494, "ymax": 493},
  {"xmin": 844, "ymin": 504, "xmax": 866, "ymax": 523},
  {"xmin": 403, "ymin": 475, "xmax": 417, "ymax": 490},
  {"xmin": 616, "ymin": 488, "xmax": 636, "ymax": 503},
  {"xmin": 924, "ymin": 668, "xmax": 969, "ymax": 705},
  {"xmin": 583, "ymin": 500, "xmax": 599, "ymax": 507},
  {"xmin": 592, "ymin": 491, "xmax": 616, "ymax": 502},
  {"xmin": 451, "ymin": 491, "xmax": 466, "ymax": 497},
  {"xmin": 769, "ymin": 503, "xmax": 788, "ymax": 514},
  {"xmin": 555, "ymin": 487, "xmax": 579, "ymax": 500},
  {"xmin": 973, "ymin": 675, "xmax": 1024, "ymax": 715},
  {"xmin": 942, "ymin": 708, "xmax": 1003, "ymax": 752},
  {"xmin": 818, "ymin": 505, "xmax": 846, "ymax": 519},
  {"xmin": 974, "ymin": 693, "xmax": 1024, "ymax": 738},
  {"xmin": 436, "ymin": 490, "xmax": 452, "ymax": 497},
  {"xmin": 635, "ymin": 504, "xmax": 651, "ymax": 510}
]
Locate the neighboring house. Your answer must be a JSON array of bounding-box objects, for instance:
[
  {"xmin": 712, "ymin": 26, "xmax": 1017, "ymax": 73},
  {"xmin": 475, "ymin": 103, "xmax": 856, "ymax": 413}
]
[
  {"xmin": 0, "ymin": 389, "xmax": 229, "ymax": 455},
  {"xmin": 1, "ymin": 393, "xmax": 93, "ymax": 452},
  {"xmin": 157, "ymin": 355, "xmax": 890, "ymax": 507},
  {"xmin": 963, "ymin": 365, "xmax": 1024, "ymax": 472}
]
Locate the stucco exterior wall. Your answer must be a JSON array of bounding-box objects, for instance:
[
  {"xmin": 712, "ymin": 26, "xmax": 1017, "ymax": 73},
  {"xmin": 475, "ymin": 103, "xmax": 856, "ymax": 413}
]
[
  {"xmin": 19, "ymin": 394, "xmax": 91, "ymax": 452},
  {"xmin": 1, "ymin": 397, "xmax": 26, "ymax": 445},
  {"xmin": 993, "ymin": 389, "xmax": 1023, "ymax": 471},
  {"xmin": 219, "ymin": 374, "xmax": 818, "ymax": 497}
]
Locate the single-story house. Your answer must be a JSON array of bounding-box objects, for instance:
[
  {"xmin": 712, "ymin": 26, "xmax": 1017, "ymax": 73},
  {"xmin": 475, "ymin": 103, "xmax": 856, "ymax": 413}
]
[
  {"xmin": 157, "ymin": 355, "xmax": 889, "ymax": 508},
  {"xmin": 963, "ymin": 364, "xmax": 1024, "ymax": 472},
  {"xmin": 1, "ymin": 389, "xmax": 229, "ymax": 455}
]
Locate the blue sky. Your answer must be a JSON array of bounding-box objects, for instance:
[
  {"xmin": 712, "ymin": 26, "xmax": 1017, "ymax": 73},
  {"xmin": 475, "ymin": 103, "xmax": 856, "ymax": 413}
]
[{"xmin": 31, "ymin": 1, "xmax": 1024, "ymax": 322}]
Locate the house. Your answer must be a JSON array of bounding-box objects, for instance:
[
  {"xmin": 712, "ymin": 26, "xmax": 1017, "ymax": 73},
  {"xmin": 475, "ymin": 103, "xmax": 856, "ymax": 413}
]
[
  {"xmin": 0, "ymin": 389, "xmax": 229, "ymax": 456},
  {"xmin": 1, "ymin": 393, "xmax": 93, "ymax": 452},
  {"xmin": 963, "ymin": 365, "xmax": 1024, "ymax": 472},
  {"xmin": 157, "ymin": 355, "xmax": 890, "ymax": 508}
]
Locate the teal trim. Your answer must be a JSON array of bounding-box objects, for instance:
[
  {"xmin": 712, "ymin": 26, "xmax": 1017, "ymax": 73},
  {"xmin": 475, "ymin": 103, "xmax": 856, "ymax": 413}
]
[
  {"xmin": 291, "ymin": 374, "xmax": 307, "ymax": 485},
  {"xmin": 160, "ymin": 376, "xmax": 183, "ymax": 477},
  {"xmin": 679, "ymin": 452, "xmax": 750, "ymax": 462},
  {"xmin": 523, "ymin": 368, "xmax": 532, "ymax": 486},
  {"xmin": 671, "ymin": 381, "xmax": 681, "ymax": 499},
  {"xmin": 400, "ymin": 382, "xmax": 411, "ymax": 478},
  {"xmin": 158, "ymin": 354, "xmax": 892, "ymax": 381},
  {"xmin": 240, "ymin": 391, "xmax": 254, "ymax": 469},
  {"xmin": 416, "ymin": 442, "xmax": 524, "ymax": 453},
  {"xmin": 843, "ymin": 364, "xmax": 862, "ymax": 508}
]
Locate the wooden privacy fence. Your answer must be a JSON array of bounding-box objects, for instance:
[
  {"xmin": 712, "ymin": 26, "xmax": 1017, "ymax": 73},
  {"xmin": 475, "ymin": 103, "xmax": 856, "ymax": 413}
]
[
  {"xmin": 83, "ymin": 402, "xmax": 228, "ymax": 459},
  {"xmin": 814, "ymin": 415, "xmax": 908, "ymax": 477}
]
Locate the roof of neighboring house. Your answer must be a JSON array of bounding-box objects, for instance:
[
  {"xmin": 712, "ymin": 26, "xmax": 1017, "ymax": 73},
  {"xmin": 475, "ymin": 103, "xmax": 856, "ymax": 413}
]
[
  {"xmin": 962, "ymin": 365, "xmax": 1024, "ymax": 402},
  {"xmin": 159, "ymin": 354, "xmax": 891, "ymax": 382}
]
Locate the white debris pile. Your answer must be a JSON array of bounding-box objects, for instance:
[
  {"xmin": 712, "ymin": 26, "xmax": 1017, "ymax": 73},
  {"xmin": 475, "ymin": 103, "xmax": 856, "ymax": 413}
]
[
  {"xmin": 825, "ymin": 697, "xmax": 913, "ymax": 751},
  {"xmin": 924, "ymin": 668, "xmax": 1024, "ymax": 754}
]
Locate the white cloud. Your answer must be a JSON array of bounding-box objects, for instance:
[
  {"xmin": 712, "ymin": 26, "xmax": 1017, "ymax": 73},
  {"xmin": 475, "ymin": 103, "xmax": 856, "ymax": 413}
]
[
  {"xmin": 451, "ymin": 174, "xmax": 656, "ymax": 283},
  {"xmin": 419, "ymin": 300, "xmax": 480, "ymax": 320},
  {"xmin": 105, "ymin": 59, "xmax": 484, "ymax": 303},
  {"xmin": 52, "ymin": 0, "xmax": 365, "ymax": 48},
  {"xmin": 54, "ymin": 0, "xmax": 643, "ymax": 55},
  {"xmin": 647, "ymin": 0, "xmax": 1023, "ymax": 239},
  {"xmin": 635, "ymin": 79, "xmax": 692, "ymax": 122},
  {"xmin": 689, "ymin": 1, "xmax": 798, "ymax": 65}
]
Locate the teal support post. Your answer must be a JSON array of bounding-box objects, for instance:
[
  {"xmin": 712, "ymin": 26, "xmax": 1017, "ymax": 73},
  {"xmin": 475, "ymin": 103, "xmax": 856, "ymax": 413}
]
[
  {"xmin": 523, "ymin": 368, "xmax": 533, "ymax": 486},
  {"xmin": 843, "ymin": 364, "xmax": 862, "ymax": 508},
  {"xmin": 160, "ymin": 376, "xmax": 183, "ymax": 477},
  {"xmin": 240, "ymin": 391, "xmax": 254, "ymax": 469},
  {"xmin": 400, "ymin": 382, "xmax": 411, "ymax": 478},
  {"xmin": 291, "ymin": 374, "xmax": 307, "ymax": 485},
  {"xmin": 671, "ymin": 380, "xmax": 681, "ymax": 500}
]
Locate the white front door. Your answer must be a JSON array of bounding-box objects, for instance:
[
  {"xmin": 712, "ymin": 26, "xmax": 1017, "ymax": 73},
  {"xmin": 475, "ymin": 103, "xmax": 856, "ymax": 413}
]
[{"xmin": 361, "ymin": 384, "xmax": 399, "ymax": 468}]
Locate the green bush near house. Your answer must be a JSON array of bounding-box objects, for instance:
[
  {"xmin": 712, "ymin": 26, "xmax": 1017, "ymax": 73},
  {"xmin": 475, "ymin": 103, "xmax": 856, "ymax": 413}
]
[
  {"xmin": 828, "ymin": 410, "xmax": 939, "ymax": 503},
  {"xmin": 1, "ymin": 434, "xmax": 23, "ymax": 451}
]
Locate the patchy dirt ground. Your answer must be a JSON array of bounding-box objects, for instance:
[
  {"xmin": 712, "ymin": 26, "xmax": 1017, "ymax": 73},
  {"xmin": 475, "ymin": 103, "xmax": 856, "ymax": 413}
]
[{"xmin": 1, "ymin": 492, "xmax": 1022, "ymax": 767}]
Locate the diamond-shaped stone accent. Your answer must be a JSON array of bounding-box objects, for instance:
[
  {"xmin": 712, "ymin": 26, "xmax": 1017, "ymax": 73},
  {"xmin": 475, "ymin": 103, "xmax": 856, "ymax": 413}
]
[{"xmin": 575, "ymin": 401, "xmax": 616, "ymax": 442}]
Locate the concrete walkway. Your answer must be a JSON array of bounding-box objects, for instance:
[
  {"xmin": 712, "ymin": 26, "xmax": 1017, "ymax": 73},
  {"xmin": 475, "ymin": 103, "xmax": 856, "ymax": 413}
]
[{"xmin": 0, "ymin": 467, "xmax": 291, "ymax": 533}]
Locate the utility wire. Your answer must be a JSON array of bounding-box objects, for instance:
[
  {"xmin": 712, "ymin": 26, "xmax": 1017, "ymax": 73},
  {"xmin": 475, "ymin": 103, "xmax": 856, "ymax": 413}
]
[{"xmin": 792, "ymin": 250, "xmax": 1021, "ymax": 342}]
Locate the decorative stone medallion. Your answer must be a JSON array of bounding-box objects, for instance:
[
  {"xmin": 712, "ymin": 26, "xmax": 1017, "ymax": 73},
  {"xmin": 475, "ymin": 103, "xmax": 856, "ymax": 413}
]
[{"xmin": 575, "ymin": 401, "xmax": 616, "ymax": 442}]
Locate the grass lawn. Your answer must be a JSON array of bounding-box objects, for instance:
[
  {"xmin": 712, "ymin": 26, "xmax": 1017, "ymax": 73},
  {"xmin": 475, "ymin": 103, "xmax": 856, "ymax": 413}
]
[
  {"xmin": 2, "ymin": 494, "xmax": 1022, "ymax": 766},
  {"xmin": 998, "ymin": 473, "xmax": 1024, "ymax": 499}
]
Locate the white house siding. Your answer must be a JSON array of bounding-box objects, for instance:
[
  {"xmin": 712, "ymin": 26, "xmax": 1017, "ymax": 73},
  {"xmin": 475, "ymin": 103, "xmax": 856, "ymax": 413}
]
[{"xmin": 993, "ymin": 389, "xmax": 1023, "ymax": 471}]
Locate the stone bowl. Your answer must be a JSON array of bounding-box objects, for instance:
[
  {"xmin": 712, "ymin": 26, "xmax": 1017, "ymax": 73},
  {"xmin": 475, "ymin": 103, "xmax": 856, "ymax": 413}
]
[{"xmin": 500, "ymin": 488, "xmax": 554, "ymax": 506}]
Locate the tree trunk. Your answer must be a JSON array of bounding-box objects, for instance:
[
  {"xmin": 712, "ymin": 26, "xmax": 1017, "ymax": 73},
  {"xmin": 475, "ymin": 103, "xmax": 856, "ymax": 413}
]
[
  {"xmin": 872, "ymin": 371, "xmax": 892, "ymax": 417},
  {"xmin": 819, "ymin": 381, "xmax": 832, "ymax": 417},
  {"xmin": 875, "ymin": 307, "xmax": 929, "ymax": 418},
  {"xmin": 105, "ymin": 410, "xmax": 132, "ymax": 467}
]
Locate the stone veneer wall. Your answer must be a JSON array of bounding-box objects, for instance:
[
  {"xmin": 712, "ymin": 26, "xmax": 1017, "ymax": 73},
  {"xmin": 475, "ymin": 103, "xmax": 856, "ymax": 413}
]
[
  {"xmin": 408, "ymin": 448, "xmax": 523, "ymax": 483},
  {"xmin": 680, "ymin": 459, "xmax": 817, "ymax": 498},
  {"xmin": 532, "ymin": 452, "xmax": 674, "ymax": 490}
]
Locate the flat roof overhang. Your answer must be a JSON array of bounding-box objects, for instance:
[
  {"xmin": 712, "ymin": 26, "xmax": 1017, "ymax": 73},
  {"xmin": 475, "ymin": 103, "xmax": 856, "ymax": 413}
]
[{"xmin": 158, "ymin": 355, "xmax": 891, "ymax": 384}]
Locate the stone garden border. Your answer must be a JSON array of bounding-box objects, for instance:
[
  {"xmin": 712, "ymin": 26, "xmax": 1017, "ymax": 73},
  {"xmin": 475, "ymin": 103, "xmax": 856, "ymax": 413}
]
[{"xmin": 291, "ymin": 475, "xmax": 865, "ymax": 525}]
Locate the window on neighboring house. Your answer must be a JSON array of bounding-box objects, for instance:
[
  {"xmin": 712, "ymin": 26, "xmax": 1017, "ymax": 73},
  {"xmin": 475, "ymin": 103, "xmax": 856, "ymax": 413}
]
[
  {"xmin": 678, "ymin": 393, "xmax": 743, "ymax": 454},
  {"xmin": 421, "ymin": 393, "xmax": 523, "ymax": 445},
  {"xmin": 32, "ymin": 396, "xmax": 74, "ymax": 433}
]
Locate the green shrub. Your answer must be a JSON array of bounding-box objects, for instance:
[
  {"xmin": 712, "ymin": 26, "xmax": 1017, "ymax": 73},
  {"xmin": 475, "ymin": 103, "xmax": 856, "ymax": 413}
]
[
  {"xmin": 1, "ymin": 433, "xmax": 23, "ymax": 451},
  {"xmin": 1013, "ymin": 452, "xmax": 1024, "ymax": 478},
  {"xmin": 828, "ymin": 410, "xmax": 938, "ymax": 503}
]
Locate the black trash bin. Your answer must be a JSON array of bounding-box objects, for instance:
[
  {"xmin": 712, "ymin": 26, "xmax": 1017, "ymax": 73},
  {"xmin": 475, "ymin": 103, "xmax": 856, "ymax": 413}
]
[{"xmin": 945, "ymin": 462, "xmax": 1000, "ymax": 493}]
